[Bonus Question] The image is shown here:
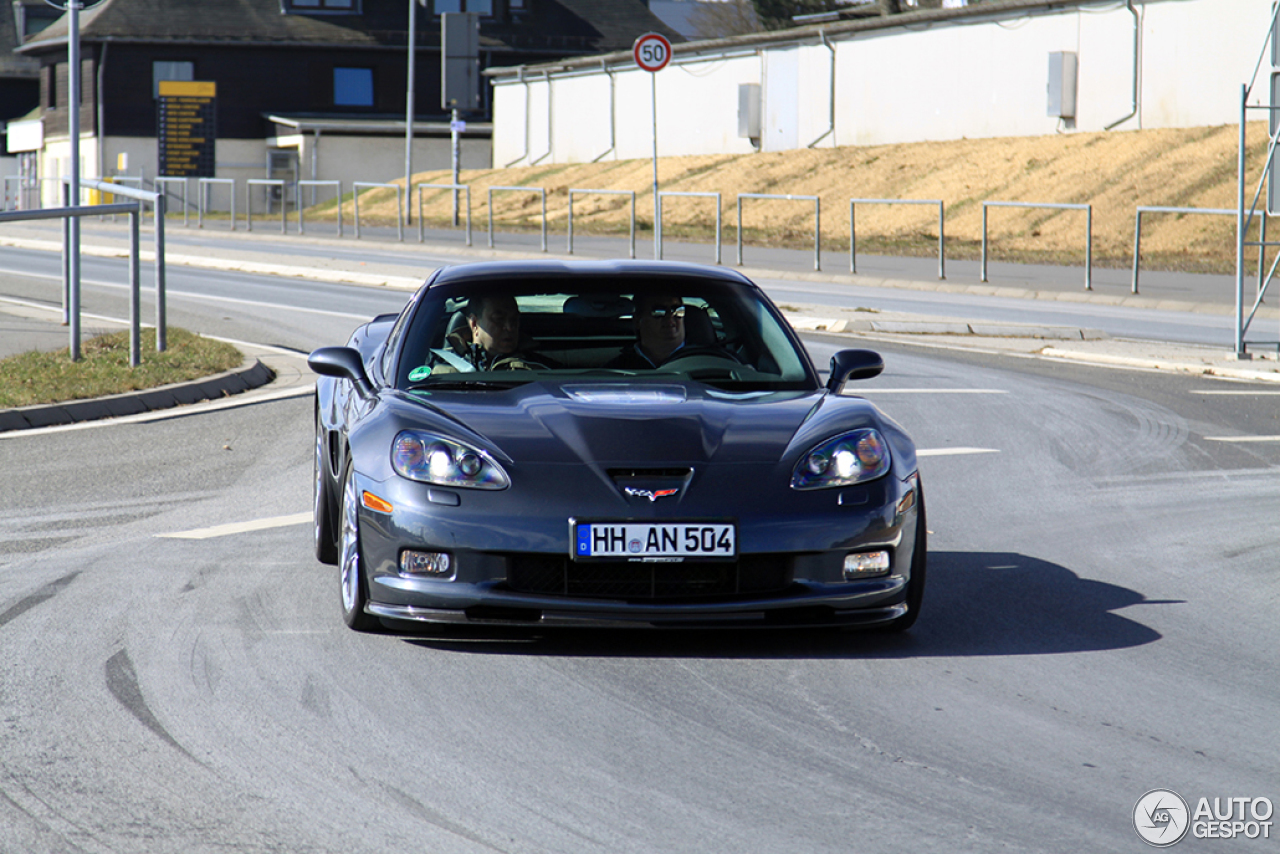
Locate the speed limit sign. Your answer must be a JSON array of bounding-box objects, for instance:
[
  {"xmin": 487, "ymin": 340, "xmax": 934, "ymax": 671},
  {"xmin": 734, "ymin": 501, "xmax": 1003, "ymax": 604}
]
[{"xmin": 633, "ymin": 32, "xmax": 672, "ymax": 73}]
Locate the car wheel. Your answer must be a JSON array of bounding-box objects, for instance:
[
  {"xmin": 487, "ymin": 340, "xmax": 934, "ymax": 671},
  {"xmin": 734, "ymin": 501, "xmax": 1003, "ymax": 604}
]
[
  {"xmin": 339, "ymin": 460, "xmax": 380, "ymax": 632},
  {"xmin": 314, "ymin": 415, "xmax": 339, "ymax": 565},
  {"xmin": 881, "ymin": 484, "xmax": 927, "ymax": 633}
]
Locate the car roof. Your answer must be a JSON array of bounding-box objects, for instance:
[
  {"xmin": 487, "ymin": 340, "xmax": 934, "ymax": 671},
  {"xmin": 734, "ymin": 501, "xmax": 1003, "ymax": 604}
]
[{"xmin": 426, "ymin": 259, "xmax": 758, "ymax": 289}]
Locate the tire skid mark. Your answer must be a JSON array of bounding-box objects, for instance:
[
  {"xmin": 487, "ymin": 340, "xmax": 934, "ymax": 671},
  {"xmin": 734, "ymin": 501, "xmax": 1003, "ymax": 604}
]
[
  {"xmin": 104, "ymin": 650, "xmax": 201, "ymax": 764},
  {"xmin": 0, "ymin": 571, "xmax": 79, "ymax": 630}
]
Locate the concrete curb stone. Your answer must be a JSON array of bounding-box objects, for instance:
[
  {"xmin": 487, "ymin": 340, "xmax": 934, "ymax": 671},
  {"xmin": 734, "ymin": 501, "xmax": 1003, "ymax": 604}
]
[{"xmin": 0, "ymin": 356, "xmax": 274, "ymax": 433}]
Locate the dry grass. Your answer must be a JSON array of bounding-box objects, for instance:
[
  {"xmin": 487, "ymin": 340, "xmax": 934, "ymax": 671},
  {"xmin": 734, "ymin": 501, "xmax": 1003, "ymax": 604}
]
[{"xmin": 324, "ymin": 123, "xmax": 1270, "ymax": 274}]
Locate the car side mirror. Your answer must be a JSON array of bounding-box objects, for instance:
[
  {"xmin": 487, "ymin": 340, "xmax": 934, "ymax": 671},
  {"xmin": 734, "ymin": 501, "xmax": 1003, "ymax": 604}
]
[
  {"xmin": 826, "ymin": 349, "xmax": 884, "ymax": 393},
  {"xmin": 309, "ymin": 346, "xmax": 374, "ymax": 398}
]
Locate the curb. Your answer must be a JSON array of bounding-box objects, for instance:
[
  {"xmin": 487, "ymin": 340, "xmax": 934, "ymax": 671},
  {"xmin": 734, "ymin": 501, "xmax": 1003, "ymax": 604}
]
[{"xmin": 0, "ymin": 355, "xmax": 275, "ymax": 433}]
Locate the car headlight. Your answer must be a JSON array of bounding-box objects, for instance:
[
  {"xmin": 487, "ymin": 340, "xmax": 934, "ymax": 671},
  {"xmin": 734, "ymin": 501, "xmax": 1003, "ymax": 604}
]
[
  {"xmin": 392, "ymin": 431, "xmax": 510, "ymax": 490},
  {"xmin": 791, "ymin": 428, "xmax": 891, "ymax": 490}
]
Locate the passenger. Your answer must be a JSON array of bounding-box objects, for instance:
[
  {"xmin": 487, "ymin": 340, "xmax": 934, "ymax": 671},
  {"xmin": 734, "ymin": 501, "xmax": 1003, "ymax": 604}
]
[{"xmin": 608, "ymin": 292, "xmax": 687, "ymax": 369}]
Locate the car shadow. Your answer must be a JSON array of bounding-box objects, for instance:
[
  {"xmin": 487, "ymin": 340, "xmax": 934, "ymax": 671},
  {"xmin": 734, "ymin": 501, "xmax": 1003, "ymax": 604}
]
[{"xmin": 398, "ymin": 551, "xmax": 1175, "ymax": 660}]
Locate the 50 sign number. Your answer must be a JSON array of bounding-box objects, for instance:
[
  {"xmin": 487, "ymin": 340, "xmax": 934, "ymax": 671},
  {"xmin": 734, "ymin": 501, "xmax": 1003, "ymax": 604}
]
[{"xmin": 633, "ymin": 32, "xmax": 672, "ymax": 73}]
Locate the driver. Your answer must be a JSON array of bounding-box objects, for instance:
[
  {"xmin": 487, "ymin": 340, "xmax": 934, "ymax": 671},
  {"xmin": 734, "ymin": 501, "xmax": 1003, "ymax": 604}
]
[
  {"xmin": 444, "ymin": 294, "xmax": 552, "ymax": 371},
  {"xmin": 608, "ymin": 292, "xmax": 687, "ymax": 369}
]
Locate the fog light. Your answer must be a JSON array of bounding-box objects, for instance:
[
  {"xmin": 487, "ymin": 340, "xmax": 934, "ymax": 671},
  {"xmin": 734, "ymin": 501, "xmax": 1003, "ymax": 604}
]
[
  {"xmin": 844, "ymin": 551, "xmax": 890, "ymax": 579},
  {"xmin": 400, "ymin": 550, "xmax": 453, "ymax": 579}
]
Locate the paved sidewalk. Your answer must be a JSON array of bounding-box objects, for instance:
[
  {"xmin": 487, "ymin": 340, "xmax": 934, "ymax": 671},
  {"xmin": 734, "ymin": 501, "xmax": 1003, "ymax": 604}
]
[{"xmin": 3, "ymin": 222, "xmax": 1280, "ymax": 432}]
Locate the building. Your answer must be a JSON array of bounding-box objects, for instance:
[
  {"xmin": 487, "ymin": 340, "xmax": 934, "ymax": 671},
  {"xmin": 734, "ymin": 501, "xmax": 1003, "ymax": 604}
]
[
  {"xmin": 10, "ymin": 0, "xmax": 680, "ymax": 206},
  {"xmin": 487, "ymin": 0, "xmax": 1269, "ymax": 166}
]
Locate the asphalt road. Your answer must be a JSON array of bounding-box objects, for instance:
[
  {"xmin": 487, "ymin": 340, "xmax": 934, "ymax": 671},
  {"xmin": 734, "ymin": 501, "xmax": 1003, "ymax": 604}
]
[{"xmin": 1, "ymin": 248, "xmax": 1278, "ymax": 852}]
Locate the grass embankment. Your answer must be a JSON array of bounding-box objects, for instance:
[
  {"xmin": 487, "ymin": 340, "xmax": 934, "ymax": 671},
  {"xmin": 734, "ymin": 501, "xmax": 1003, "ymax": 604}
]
[
  {"xmin": 0, "ymin": 328, "xmax": 243, "ymax": 408},
  {"xmin": 312, "ymin": 123, "xmax": 1269, "ymax": 276}
]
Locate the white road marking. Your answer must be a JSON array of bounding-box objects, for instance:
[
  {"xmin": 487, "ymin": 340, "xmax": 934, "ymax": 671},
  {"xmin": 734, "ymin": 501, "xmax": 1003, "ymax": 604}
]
[
  {"xmin": 1202, "ymin": 435, "xmax": 1280, "ymax": 443},
  {"xmin": 917, "ymin": 447, "xmax": 1001, "ymax": 457},
  {"xmin": 0, "ymin": 268, "xmax": 369, "ymax": 319},
  {"xmin": 0, "ymin": 385, "xmax": 315, "ymax": 440},
  {"xmin": 1191, "ymin": 390, "xmax": 1280, "ymax": 395},
  {"xmin": 157, "ymin": 512, "xmax": 311, "ymax": 540},
  {"xmin": 856, "ymin": 388, "xmax": 1008, "ymax": 394}
]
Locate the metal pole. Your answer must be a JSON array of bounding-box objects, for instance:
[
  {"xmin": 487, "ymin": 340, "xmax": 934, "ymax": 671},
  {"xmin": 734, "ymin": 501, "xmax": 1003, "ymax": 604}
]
[
  {"xmin": 61, "ymin": 182, "xmax": 70, "ymax": 324},
  {"xmin": 938, "ymin": 201, "xmax": 946, "ymax": 280},
  {"xmin": 67, "ymin": 0, "xmax": 81, "ymax": 361},
  {"xmin": 1084, "ymin": 205, "xmax": 1093, "ymax": 291},
  {"xmin": 1237, "ymin": 84, "xmax": 1248, "ymax": 357},
  {"xmin": 451, "ymin": 108, "xmax": 460, "ymax": 226},
  {"xmin": 129, "ymin": 207, "xmax": 140, "ymax": 367},
  {"xmin": 651, "ymin": 71, "xmax": 659, "ymax": 260},
  {"xmin": 1131, "ymin": 209, "xmax": 1143, "ymax": 295},
  {"xmin": 405, "ymin": 0, "xmax": 416, "ymax": 226},
  {"xmin": 155, "ymin": 194, "xmax": 167, "ymax": 352},
  {"xmin": 980, "ymin": 203, "xmax": 989, "ymax": 282},
  {"xmin": 849, "ymin": 201, "xmax": 856, "ymax": 274}
]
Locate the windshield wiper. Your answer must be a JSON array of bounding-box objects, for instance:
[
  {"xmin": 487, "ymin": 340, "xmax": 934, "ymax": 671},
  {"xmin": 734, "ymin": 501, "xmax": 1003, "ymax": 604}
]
[{"xmin": 406, "ymin": 378, "xmax": 528, "ymax": 392}]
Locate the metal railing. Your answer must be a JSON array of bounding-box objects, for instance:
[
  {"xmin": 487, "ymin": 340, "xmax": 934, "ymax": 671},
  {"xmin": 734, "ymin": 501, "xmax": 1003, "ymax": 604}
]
[
  {"xmin": 850, "ymin": 198, "xmax": 945, "ymax": 280},
  {"xmin": 297, "ymin": 180, "xmax": 343, "ymax": 237},
  {"xmin": 568, "ymin": 189, "xmax": 635, "ymax": 258},
  {"xmin": 415, "ymin": 184, "xmax": 471, "ymax": 245},
  {"xmin": 155, "ymin": 177, "xmax": 189, "ymax": 227},
  {"xmin": 982, "ymin": 200, "xmax": 1092, "ymax": 290},
  {"xmin": 1132, "ymin": 206, "xmax": 1235, "ymax": 294},
  {"xmin": 352, "ymin": 182, "xmax": 403, "ymax": 241},
  {"xmin": 737, "ymin": 193, "xmax": 820, "ymax": 270},
  {"xmin": 198, "ymin": 178, "xmax": 236, "ymax": 230},
  {"xmin": 246, "ymin": 179, "xmax": 288, "ymax": 233},
  {"xmin": 488, "ymin": 186, "xmax": 547, "ymax": 251},
  {"xmin": 658, "ymin": 191, "xmax": 721, "ymax": 264}
]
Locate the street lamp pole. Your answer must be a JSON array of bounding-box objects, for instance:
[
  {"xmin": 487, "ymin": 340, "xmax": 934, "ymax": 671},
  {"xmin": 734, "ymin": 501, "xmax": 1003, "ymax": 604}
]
[
  {"xmin": 404, "ymin": 0, "xmax": 416, "ymax": 225},
  {"xmin": 67, "ymin": 0, "xmax": 81, "ymax": 360}
]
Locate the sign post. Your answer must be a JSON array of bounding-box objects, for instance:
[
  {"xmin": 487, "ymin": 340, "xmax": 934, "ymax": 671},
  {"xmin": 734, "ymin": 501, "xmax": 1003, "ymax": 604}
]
[{"xmin": 633, "ymin": 32, "xmax": 671, "ymax": 260}]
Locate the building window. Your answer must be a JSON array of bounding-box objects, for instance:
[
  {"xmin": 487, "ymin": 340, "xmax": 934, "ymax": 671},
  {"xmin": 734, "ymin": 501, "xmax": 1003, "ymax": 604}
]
[
  {"xmin": 45, "ymin": 64, "xmax": 56, "ymax": 109},
  {"xmin": 333, "ymin": 67, "xmax": 374, "ymax": 107},
  {"xmin": 153, "ymin": 60, "xmax": 194, "ymax": 98},
  {"xmin": 283, "ymin": 0, "xmax": 360, "ymax": 14},
  {"xmin": 431, "ymin": 0, "xmax": 493, "ymax": 15}
]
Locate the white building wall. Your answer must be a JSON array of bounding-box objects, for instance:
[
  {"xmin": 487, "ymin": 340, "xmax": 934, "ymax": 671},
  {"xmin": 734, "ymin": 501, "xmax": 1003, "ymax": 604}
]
[{"xmin": 490, "ymin": 0, "xmax": 1273, "ymax": 165}]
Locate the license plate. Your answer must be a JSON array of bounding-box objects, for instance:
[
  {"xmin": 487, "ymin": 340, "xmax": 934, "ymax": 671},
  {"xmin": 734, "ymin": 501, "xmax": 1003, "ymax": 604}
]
[{"xmin": 572, "ymin": 521, "xmax": 736, "ymax": 560}]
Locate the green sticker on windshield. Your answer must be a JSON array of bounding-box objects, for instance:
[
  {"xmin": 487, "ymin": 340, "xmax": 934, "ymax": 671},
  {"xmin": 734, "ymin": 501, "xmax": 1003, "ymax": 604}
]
[{"xmin": 408, "ymin": 365, "xmax": 432, "ymax": 381}]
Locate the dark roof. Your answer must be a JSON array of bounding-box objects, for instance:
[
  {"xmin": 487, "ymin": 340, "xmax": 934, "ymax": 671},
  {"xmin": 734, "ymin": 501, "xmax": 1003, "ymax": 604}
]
[
  {"xmin": 0, "ymin": 0, "xmax": 39, "ymax": 77},
  {"xmin": 18, "ymin": 0, "xmax": 682, "ymax": 54}
]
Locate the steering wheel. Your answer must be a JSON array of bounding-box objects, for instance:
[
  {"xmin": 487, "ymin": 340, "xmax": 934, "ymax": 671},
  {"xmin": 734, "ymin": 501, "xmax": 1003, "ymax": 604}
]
[{"xmin": 662, "ymin": 345, "xmax": 745, "ymax": 366}]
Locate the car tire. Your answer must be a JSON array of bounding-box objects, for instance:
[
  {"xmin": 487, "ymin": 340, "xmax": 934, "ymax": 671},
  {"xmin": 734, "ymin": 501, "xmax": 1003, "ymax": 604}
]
[
  {"xmin": 339, "ymin": 459, "xmax": 380, "ymax": 632},
  {"xmin": 314, "ymin": 414, "xmax": 339, "ymax": 565},
  {"xmin": 881, "ymin": 484, "xmax": 926, "ymax": 633}
]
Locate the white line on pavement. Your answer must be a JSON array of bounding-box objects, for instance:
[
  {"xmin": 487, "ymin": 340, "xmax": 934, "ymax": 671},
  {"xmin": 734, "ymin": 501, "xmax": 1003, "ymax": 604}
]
[
  {"xmin": 1202, "ymin": 435, "xmax": 1280, "ymax": 442},
  {"xmin": 917, "ymin": 447, "xmax": 1001, "ymax": 456},
  {"xmin": 157, "ymin": 512, "xmax": 311, "ymax": 540},
  {"xmin": 857, "ymin": 388, "xmax": 1008, "ymax": 394}
]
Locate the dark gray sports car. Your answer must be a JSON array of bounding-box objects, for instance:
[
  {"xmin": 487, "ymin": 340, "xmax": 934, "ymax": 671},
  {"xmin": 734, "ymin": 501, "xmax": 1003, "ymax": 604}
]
[{"xmin": 309, "ymin": 260, "xmax": 925, "ymax": 631}]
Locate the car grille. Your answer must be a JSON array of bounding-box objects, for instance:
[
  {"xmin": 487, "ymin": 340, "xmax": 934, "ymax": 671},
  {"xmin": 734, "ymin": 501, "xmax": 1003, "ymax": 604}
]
[{"xmin": 506, "ymin": 555, "xmax": 793, "ymax": 600}]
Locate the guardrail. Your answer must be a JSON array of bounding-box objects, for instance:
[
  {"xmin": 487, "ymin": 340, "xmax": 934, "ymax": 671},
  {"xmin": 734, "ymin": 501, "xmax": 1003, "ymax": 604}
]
[
  {"xmin": 246, "ymin": 179, "xmax": 288, "ymax": 233},
  {"xmin": 1132, "ymin": 206, "xmax": 1235, "ymax": 294},
  {"xmin": 982, "ymin": 200, "xmax": 1092, "ymax": 290},
  {"xmin": 568, "ymin": 189, "xmax": 635, "ymax": 258},
  {"xmin": 488, "ymin": 185, "xmax": 547, "ymax": 251},
  {"xmin": 297, "ymin": 180, "xmax": 343, "ymax": 237},
  {"xmin": 737, "ymin": 193, "xmax": 820, "ymax": 271},
  {"xmin": 415, "ymin": 184, "xmax": 471, "ymax": 245},
  {"xmin": 658, "ymin": 191, "xmax": 721, "ymax": 264},
  {"xmin": 850, "ymin": 198, "xmax": 945, "ymax": 280},
  {"xmin": 198, "ymin": 178, "xmax": 236, "ymax": 230},
  {"xmin": 352, "ymin": 182, "xmax": 403, "ymax": 241},
  {"xmin": 155, "ymin": 177, "xmax": 189, "ymax": 227}
]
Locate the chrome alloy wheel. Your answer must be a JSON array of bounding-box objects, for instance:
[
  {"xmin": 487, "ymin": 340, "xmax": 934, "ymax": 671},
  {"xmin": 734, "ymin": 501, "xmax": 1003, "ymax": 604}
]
[{"xmin": 338, "ymin": 464, "xmax": 376, "ymax": 630}]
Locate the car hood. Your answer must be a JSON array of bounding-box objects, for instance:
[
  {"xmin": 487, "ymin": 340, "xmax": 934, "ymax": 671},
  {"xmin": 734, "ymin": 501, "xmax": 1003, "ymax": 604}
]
[{"xmin": 392, "ymin": 382, "xmax": 887, "ymax": 466}]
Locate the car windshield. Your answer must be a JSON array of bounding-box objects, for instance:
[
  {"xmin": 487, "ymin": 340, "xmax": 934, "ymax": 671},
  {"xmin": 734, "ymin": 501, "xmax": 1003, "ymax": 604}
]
[{"xmin": 395, "ymin": 275, "xmax": 817, "ymax": 393}]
